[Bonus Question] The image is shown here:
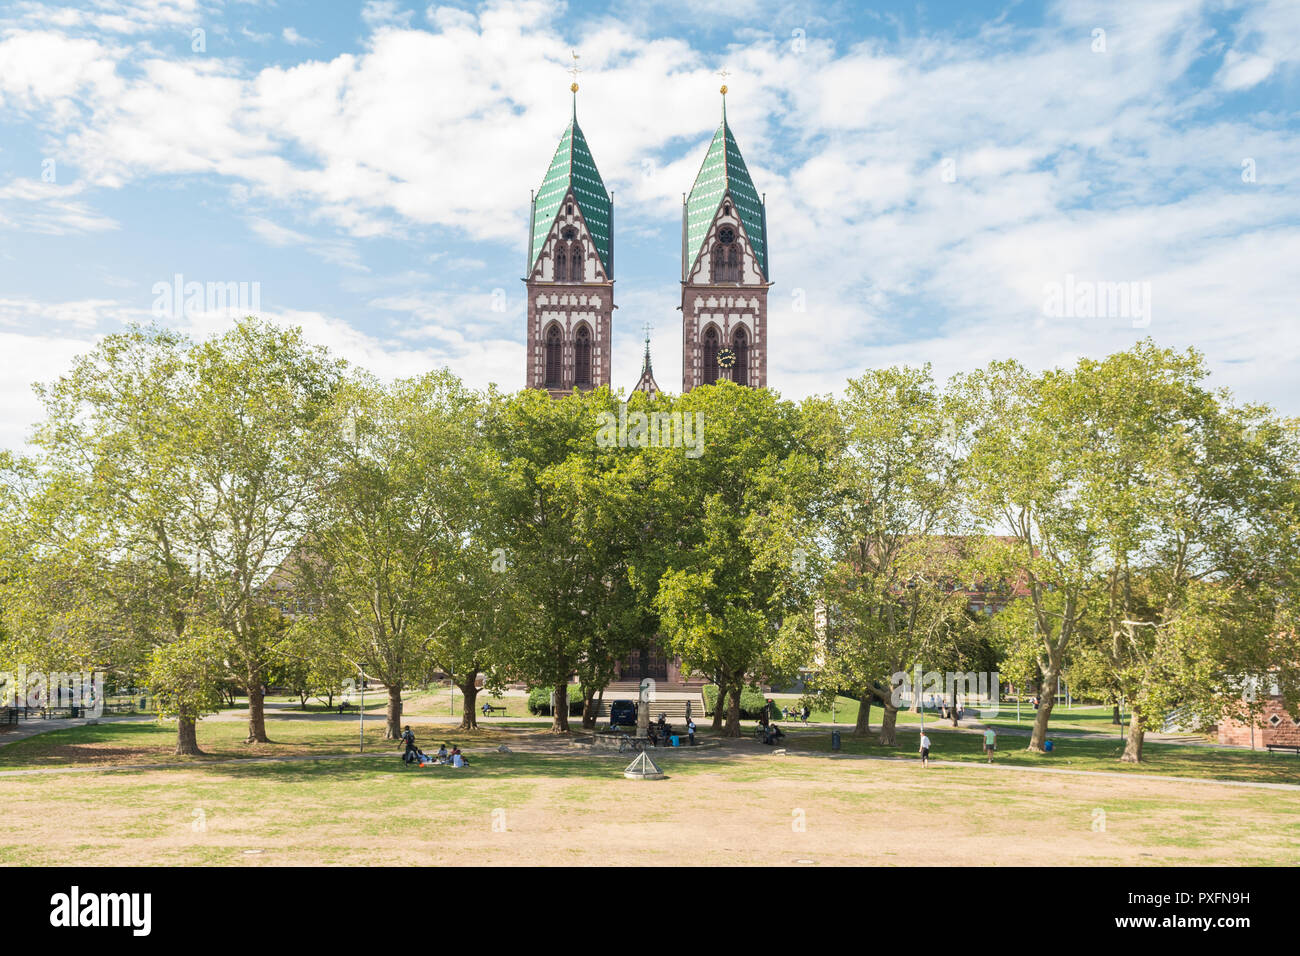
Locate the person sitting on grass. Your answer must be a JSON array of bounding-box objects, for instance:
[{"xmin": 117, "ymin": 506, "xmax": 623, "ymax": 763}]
[
  {"xmin": 450, "ymin": 745, "xmax": 467, "ymax": 768},
  {"xmin": 436, "ymin": 743, "xmax": 449, "ymax": 763}
]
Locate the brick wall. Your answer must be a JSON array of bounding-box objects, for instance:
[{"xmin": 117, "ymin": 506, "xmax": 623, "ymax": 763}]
[{"xmin": 1217, "ymin": 696, "xmax": 1300, "ymax": 747}]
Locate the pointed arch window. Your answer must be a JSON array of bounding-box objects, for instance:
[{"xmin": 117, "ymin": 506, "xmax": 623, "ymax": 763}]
[
  {"xmin": 570, "ymin": 242, "xmax": 583, "ymax": 281},
  {"xmin": 702, "ymin": 326, "xmax": 720, "ymax": 385},
  {"xmin": 554, "ymin": 245, "xmax": 567, "ymax": 283},
  {"xmin": 545, "ymin": 324, "xmax": 563, "ymax": 388},
  {"xmin": 574, "ymin": 325, "xmax": 592, "ymax": 389},
  {"xmin": 732, "ymin": 326, "xmax": 749, "ymax": 387}
]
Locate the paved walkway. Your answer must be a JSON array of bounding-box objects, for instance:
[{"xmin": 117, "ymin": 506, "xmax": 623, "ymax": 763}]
[{"xmin": 0, "ymin": 713, "xmax": 152, "ymax": 749}]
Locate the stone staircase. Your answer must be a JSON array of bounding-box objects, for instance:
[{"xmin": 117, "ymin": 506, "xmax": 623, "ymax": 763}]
[{"xmin": 596, "ymin": 682, "xmax": 707, "ymax": 721}]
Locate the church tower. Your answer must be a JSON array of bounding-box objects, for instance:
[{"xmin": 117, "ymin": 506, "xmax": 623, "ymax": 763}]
[
  {"xmin": 525, "ymin": 84, "xmax": 615, "ymax": 397},
  {"xmin": 680, "ymin": 85, "xmax": 771, "ymax": 392}
]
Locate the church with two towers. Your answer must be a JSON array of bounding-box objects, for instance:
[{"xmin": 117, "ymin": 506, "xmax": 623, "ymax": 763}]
[{"xmin": 524, "ymin": 83, "xmax": 771, "ymax": 397}]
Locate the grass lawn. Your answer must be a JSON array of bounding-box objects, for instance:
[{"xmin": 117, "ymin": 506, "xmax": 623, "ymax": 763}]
[
  {"xmin": 1, "ymin": 732, "xmax": 1297, "ymax": 865},
  {"xmin": 0, "ymin": 717, "xmax": 553, "ymax": 770}
]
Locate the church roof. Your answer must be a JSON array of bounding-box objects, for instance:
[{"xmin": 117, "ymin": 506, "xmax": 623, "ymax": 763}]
[
  {"xmin": 530, "ymin": 103, "xmax": 612, "ymax": 276},
  {"xmin": 684, "ymin": 98, "xmax": 767, "ymax": 280}
]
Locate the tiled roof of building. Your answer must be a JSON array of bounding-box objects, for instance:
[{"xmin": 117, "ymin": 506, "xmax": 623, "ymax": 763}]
[
  {"xmin": 684, "ymin": 95, "xmax": 767, "ymax": 279},
  {"xmin": 530, "ymin": 99, "xmax": 612, "ymax": 275}
]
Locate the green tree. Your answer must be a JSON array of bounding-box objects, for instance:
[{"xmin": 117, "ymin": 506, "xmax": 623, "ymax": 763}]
[
  {"xmin": 146, "ymin": 625, "xmax": 226, "ymax": 755},
  {"xmin": 300, "ymin": 370, "xmax": 483, "ymax": 738},
  {"xmin": 1063, "ymin": 344, "xmax": 1300, "ymax": 760},
  {"xmin": 958, "ymin": 360, "xmax": 1101, "ymax": 752},
  {"xmin": 485, "ymin": 386, "xmax": 646, "ymax": 733},
  {"xmin": 800, "ymin": 367, "xmax": 973, "ymax": 744},
  {"xmin": 649, "ymin": 383, "xmax": 829, "ymax": 736}
]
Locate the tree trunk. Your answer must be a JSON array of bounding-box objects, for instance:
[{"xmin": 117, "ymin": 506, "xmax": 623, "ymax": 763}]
[
  {"xmin": 854, "ymin": 694, "xmax": 871, "ymax": 735},
  {"xmin": 385, "ymin": 684, "xmax": 403, "ymax": 739},
  {"xmin": 1027, "ymin": 658, "xmax": 1063, "ymax": 752},
  {"xmin": 724, "ymin": 684, "xmax": 742, "ymax": 737},
  {"xmin": 551, "ymin": 683, "xmax": 570, "ymax": 734},
  {"xmin": 950, "ymin": 685, "xmax": 960, "ymax": 727},
  {"xmin": 175, "ymin": 715, "xmax": 202, "ymax": 755},
  {"xmin": 711, "ymin": 684, "xmax": 726, "ymax": 731},
  {"xmin": 458, "ymin": 674, "xmax": 479, "ymax": 730},
  {"xmin": 1111, "ymin": 703, "xmax": 1121, "ymax": 725},
  {"xmin": 581, "ymin": 686, "xmax": 600, "ymax": 730},
  {"xmin": 1120, "ymin": 708, "xmax": 1145, "ymax": 763},
  {"xmin": 877, "ymin": 701, "xmax": 899, "ymax": 746},
  {"xmin": 245, "ymin": 682, "xmax": 269, "ymax": 743}
]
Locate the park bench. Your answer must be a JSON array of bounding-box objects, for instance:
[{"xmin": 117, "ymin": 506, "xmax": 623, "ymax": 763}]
[
  {"xmin": 1265, "ymin": 744, "xmax": 1300, "ymax": 755},
  {"xmin": 481, "ymin": 704, "xmax": 507, "ymax": 717},
  {"xmin": 3, "ymin": 707, "xmax": 17, "ymax": 725},
  {"xmin": 336, "ymin": 702, "xmax": 355, "ymax": 714}
]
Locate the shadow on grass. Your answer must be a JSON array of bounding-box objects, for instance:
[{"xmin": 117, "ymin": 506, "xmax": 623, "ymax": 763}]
[{"xmin": 782, "ymin": 726, "xmax": 1300, "ymax": 785}]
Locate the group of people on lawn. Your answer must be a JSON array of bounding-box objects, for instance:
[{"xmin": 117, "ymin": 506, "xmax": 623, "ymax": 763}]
[
  {"xmin": 400, "ymin": 726, "xmax": 467, "ymax": 767},
  {"xmin": 646, "ymin": 713, "xmax": 696, "ymax": 746}
]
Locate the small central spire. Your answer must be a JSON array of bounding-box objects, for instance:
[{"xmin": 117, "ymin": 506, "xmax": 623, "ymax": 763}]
[
  {"xmin": 642, "ymin": 322, "xmax": 654, "ymax": 373},
  {"xmin": 717, "ymin": 68, "xmax": 730, "ymax": 121}
]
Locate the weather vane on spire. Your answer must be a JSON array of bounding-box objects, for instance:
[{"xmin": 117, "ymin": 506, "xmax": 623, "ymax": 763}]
[{"xmin": 569, "ymin": 49, "xmax": 582, "ymax": 93}]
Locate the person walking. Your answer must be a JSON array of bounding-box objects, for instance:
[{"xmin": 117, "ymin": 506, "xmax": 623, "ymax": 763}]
[
  {"xmin": 919, "ymin": 731, "xmax": 932, "ymax": 768},
  {"xmin": 983, "ymin": 726, "xmax": 997, "ymax": 763}
]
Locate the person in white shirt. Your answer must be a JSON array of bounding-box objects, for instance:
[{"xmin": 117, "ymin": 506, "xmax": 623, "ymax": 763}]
[{"xmin": 919, "ymin": 732, "xmax": 932, "ymax": 767}]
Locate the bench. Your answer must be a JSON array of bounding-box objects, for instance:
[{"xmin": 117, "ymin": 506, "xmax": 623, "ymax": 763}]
[
  {"xmin": 336, "ymin": 702, "xmax": 355, "ymax": 714},
  {"xmin": 2, "ymin": 708, "xmax": 16, "ymax": 725},
  {"xmin": 1265, "ymin": 744, "xmax": 1300, "ymax": 755},
  {"xmin": 481, "ymin": 704, "xmax": 507, "ymax": 717}
]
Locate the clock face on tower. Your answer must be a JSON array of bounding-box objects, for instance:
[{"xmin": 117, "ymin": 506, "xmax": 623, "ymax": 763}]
[{"xmin": 717, "ymin": 347, "xmax": 737, "ymax": 369}]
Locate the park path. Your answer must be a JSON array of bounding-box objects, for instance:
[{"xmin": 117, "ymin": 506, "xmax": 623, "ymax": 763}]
[{"xmin": 0, "ymin": 713, "xmax": 153, "ymax": 749}]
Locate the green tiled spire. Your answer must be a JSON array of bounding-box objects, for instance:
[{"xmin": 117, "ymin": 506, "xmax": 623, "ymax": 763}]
[
  {"xmin": 529, "ymin": 99, "xmax": 612, "ymax": 276},
  {"xmin": 684, "ymin": 94, "xmax": 767, "ymax": 279}
]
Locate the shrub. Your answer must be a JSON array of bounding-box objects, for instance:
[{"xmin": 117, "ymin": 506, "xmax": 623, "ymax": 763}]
[
  {"xmin": 527, "ymin": 685, "xmax": 586, "ymax": 717},
  {"xmin": 702, "ymin": 684, "xmax": 772, "ymax": 720}
]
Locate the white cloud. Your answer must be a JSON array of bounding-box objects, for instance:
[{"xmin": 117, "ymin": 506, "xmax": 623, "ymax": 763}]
[
  {"xmin": 0, "ymin": 0, "xmax": 1297, "ymax": 454},
  {"xmin": 1216, "ymin": 51, "xmax": 1274, "ymax": 90},
  {"xmin": 281, "ymin": 27, "xmax": 314, "ymax": 46}
]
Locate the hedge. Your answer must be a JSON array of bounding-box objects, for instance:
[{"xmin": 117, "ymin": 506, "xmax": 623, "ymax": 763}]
[
  {"xmin": 702, "ymin": 684, "xmax": 772, "ymax": 720},
  {"xmin": 526, "ymin": 685, "xmax": 588, "ymax": 717}
]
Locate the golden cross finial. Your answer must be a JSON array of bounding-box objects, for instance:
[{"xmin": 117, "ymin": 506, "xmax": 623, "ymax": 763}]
[
  {"xmin": 568, "ymin": 49, "xmax": 582, "ymax": 92},
  {"xmin": 717, "ymin": 67, "xmax": 730, "ymax": 95}
]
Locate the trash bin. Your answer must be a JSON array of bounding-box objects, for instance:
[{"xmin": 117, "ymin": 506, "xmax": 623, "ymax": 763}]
[
  {"xmin": 831, "ymin": 730, "xmax": 842, "ymax": 751},
  {"xmin": 69, "ymin": 705, "xmax": 80, "ymax": 719},
  {"xmin": 1044, "ymin": 739, "xmax": 1054, "ymax": 752}
]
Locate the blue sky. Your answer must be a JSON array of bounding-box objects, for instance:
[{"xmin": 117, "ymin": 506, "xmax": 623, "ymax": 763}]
[{"xmin": 0, "ymin": 0, "xmax": 1297, "ymax": 449}]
